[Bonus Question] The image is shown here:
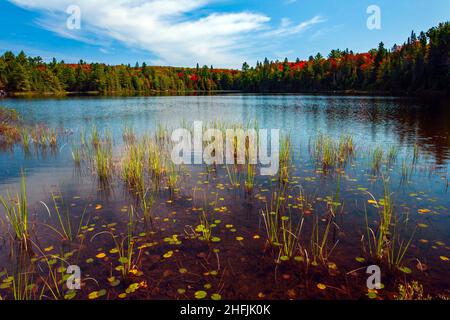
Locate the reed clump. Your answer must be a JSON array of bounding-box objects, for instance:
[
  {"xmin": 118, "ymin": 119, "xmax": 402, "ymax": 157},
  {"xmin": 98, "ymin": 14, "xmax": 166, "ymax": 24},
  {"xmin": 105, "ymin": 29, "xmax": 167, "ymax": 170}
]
[
  {"xmin": 0, "ymin": 107, "xmax": 21, "ymax": 146},
  {"xmin": 244, "ymin": 163, "xmax": 256, "ymax": 194},
  {"xmin": 0, "ymin": 174, "xmax": 29, "ymax": 243},
  {"xmin": 279, "ymin": 135, "xmax": 291, "ymax": 183},
  {"xmin": 310, "ymin": 133, "xmax": 355, "ymax": 172},
  {"xmin": 94, "ymin": 136, "xmax": 113, "ymax": 184},
  {"xmin": 122, "ymin": 143, "xmax": 145, "ymax": 191},
  {"xmin": 364, "ymin": 178, "xmax": 415, "ymax": 270}
]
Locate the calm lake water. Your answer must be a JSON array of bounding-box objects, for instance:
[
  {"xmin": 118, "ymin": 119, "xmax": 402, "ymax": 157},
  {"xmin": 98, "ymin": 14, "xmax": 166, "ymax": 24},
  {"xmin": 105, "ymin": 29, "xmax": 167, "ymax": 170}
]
[{"xmin": 0, "ymin": 94, "xmax": 449, "ymax": 300}]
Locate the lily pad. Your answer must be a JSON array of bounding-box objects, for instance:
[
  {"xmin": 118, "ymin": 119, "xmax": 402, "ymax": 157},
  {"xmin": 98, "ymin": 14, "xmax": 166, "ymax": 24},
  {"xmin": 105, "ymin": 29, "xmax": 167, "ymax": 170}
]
[
  {"xmin": 211, "ymin": 293, "xmax": 222, "ymax": 300},
  {"xmin": 194, "ymin": 290, "xmax": 207, "ymax": 299}
]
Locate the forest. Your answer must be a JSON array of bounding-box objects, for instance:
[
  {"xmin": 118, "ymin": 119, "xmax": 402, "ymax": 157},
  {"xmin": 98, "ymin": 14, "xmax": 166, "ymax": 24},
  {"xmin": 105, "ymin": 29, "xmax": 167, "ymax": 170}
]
[{"xmin": 0, "ymin": 22, "xmax": 448, "ymax": 95}]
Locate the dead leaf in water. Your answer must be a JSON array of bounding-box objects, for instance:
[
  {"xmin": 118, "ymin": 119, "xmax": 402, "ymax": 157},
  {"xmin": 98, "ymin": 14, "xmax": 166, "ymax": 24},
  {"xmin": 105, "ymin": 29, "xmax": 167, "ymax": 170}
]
[
  {"xmin": 317, "ymin": 283, "xmax": 327, "ymax": 290},
  {"xmin": 163, "ymin": 251, "xmax": 173, "ymax": 259},
  {"xmin": 416, "ymin": 262, "xmax": 428, "ymax": 272},
  {"xmin": 287, "ymin": 289, "xmax": 297, "ymax": 299}
]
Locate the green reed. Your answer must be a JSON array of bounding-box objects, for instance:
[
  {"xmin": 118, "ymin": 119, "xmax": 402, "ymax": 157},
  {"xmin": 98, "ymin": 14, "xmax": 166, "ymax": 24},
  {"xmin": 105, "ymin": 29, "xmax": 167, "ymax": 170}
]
[
  {"xmin": 155, "ymin": 123, "xmax": 169, "ymax": 146},
  {"xmin": 261, "ymin": 188, "xmax": 286, "ymax": 246},
  {"xmin": 21, "ymin": 128, "xmax": 30, "ymax": 153},
  {"xmin": 387, "ymin": 145, "xmax": 399, "ymax": 165},
  {"xmin": 48, "ymin": 129, "xmax": 57, "ymax": 148},
  {"xmin": 244, "ymin": 163, "xmax": 256, "ymax": 194},
  {"xmin": 141, "ymin": 187, "xmax": 155, "ymax": 229},
  {"xmin": 225, "ymin": 164, "xmax": 241, "ymax": 188},
  {"xmin": 80, "ymin": 128, "xmax": 86, "ymax": 146},
  {"xmin": 309, "ymin": 212, "xmax": 338, "ymax": 266},
  {"xmin": 387, "ymin": 215, "xmax": 416, "ymax": 270},
  {"xmin": 123, "ymin": 125, "xmax": 136, "ymax": 144},
  {"xmin": 71, "ymin": 147, "xmax": 81, "ymax": 167},
  {"xmin": 311, "ymin": 133, "xmax": 355, "ymax": 172},
  {"xmin": 122, "ymin": 143, "xmax": 145, "ymax": 191},
  {"xmin": 401, "ymin": 158, "xmax": 411, "ymax": 182},
  {"xmin": 148, "ymin": 143, "xmax": 165, "ymax": 183},
  {"xmin": 0, "ymin": 173, "xmax": 29, "ymax": 242},
  {"xmin": 95, "ymin": 142, "xmax": 113, "ymax": 183},
  {"xmin": 338, "ymin": 134, "xmax": 355, "ymax": 162},
  {"xmin": 90, "ymin": 126, "xmax": 100, "ymax": 148},
  {"xmin": 364, "ymin": 178, "xmax": 415, "ymax": 270},
  {"xmin": 9, "ymin": 251, "xmax": 36, "ymax": 300},
  {"xmin": 378, "ymin": 179, "xmax": 392, "ymax": 259},
  {"xmin": 372, "ymin": 146, "xmax": 383, "ymax": 173},
  {"xmin": 166, "ymin": 161, "xmax": 179, "ymax": 192},
  {"xmin": 279, "ymin": 135, "xmax": 291, "ymax": 183},
  {"xmin": 279, "ymin": 215, "xmax": 303, "ymax": 261},
  {"xmin": 39, "ymin": 130, "xmax": 47, "ymax": 148}
]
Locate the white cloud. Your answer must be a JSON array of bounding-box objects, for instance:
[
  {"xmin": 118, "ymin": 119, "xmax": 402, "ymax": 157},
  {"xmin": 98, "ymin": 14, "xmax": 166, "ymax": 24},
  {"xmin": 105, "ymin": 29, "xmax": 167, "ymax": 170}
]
[
  {"xmin": 8, "ymin": 0, "xmax": 324, "ymax": 67},
  {"xmin": 263, "ymin": 16, "xmax": 325, "ymax": 37}
]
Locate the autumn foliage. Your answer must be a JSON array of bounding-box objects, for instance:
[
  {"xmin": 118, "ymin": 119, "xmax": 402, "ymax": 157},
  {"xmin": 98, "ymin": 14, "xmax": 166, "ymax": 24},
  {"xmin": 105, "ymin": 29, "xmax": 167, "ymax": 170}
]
[{"xmin": 0, "ymin": 22, "xmax": 448, "ymax": 95}]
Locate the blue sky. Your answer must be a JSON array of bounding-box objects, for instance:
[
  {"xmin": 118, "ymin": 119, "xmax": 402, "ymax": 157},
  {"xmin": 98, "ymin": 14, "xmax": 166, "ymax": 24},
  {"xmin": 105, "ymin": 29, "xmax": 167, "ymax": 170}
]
[{"xmin": 0, "ymin": 0, "xmax": 449, "ymax": 68}]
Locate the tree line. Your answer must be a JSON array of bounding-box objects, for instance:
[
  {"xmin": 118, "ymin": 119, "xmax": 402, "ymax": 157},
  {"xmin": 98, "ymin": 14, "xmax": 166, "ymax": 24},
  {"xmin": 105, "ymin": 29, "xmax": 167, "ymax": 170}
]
[{"xmin": 0, "ymin": 22, "xmax": 448, "ymax": 95}]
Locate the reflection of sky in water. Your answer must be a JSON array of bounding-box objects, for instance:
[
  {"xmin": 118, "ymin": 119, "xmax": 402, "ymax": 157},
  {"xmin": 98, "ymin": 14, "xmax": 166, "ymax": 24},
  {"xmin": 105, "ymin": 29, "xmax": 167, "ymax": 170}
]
[
  {"xmin": 0, "ymin": 94, "xmax": 449, "ymax": 193},
  {"xmin": 0, "ymin": 95, "xmax": 449, "ymax": 291},
  {"xmin": 1, "ymin": 95, "xmax": 447, "ymax": 147}
]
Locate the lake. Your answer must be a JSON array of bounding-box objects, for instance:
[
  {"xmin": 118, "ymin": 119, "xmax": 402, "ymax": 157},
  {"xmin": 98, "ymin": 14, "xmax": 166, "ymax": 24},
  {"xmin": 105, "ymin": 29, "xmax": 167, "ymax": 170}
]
[{"xmin": 0, "ymin": 94, "xmax": 449, "ymax": 300}]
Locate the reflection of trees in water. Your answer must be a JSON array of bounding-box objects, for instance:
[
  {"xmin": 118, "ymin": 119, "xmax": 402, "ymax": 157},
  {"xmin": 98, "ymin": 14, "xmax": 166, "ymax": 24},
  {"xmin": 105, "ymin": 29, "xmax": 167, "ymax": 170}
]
[
  {"xmin": 387, "ymin": 98, "xmax": 450, "ymax": 166},
  {"xmin": 303, "ymin": 96, "xmax": 450, "ymax": 166}
]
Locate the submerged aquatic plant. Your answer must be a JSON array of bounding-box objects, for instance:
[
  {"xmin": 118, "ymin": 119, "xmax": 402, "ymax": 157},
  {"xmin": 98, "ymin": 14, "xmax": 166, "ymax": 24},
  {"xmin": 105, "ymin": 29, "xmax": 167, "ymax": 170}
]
[
  {"xmin": 304, "ymin": 178, "xmax": 341, "ymax": 266},
  {"xmin": 309, "ymin": 212, "xmax": 338, "ymax": 265},
  {"xmin": 396, "ymin": 281, "xmax": 431, "ymax": 300},
  {"xmin": 40, "ymin": 193, "xmax": 88, "ymax": 241},
  {"xmin": 91, "ymin": 207, "xmax": 137, "ymax": 279},
  {"xmin": 195, "ymin": 211, "xmax": 213, "ymax": 242}
]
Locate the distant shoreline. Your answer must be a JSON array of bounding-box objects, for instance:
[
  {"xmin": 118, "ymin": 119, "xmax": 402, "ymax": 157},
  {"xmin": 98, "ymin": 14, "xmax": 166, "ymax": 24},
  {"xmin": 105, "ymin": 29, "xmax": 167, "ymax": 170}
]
[{"xmin": 1, "ymin": 89, "xmax": 447, "ymax": 100}]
